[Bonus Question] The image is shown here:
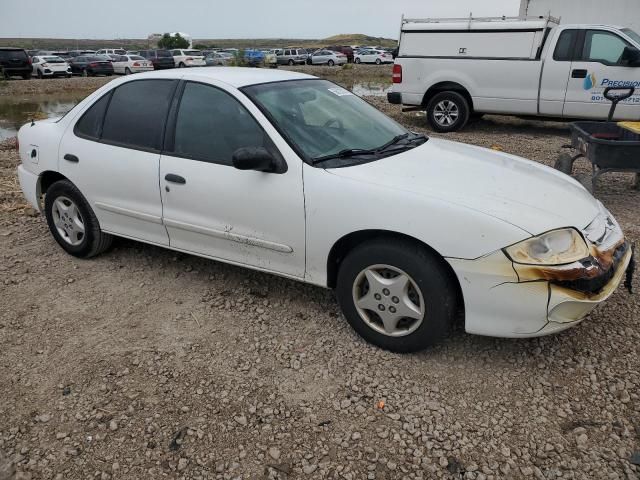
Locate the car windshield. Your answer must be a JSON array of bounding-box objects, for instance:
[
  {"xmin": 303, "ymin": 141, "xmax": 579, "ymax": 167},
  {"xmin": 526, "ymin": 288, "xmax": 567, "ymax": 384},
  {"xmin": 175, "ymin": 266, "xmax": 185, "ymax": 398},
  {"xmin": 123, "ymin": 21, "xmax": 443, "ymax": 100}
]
[
  {"xmin": 184, "ymin": 50, "xmax": 202, "ymax": 56},
  {"xmin": 622, "ymin": 28, "xmax": 640, "ymax": 45},
  {"xmin": 243, "ymin": 79, "xmax": 426, "ymax": 166}
]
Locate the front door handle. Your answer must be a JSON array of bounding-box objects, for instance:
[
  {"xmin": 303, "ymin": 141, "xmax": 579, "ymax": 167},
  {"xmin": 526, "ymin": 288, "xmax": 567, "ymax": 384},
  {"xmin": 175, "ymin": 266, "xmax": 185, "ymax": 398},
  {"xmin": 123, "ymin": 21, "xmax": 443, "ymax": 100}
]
[
  {"xmin": 571, "ymin": 69, "xmax": 588, "ymax": 79},
  {"xmin": 63, "ymin": 153, "xmax": 79, "ymax": 163},
  {"xmin": 165, "ymin": 173, "xmax": 186, "ymax": 184}
]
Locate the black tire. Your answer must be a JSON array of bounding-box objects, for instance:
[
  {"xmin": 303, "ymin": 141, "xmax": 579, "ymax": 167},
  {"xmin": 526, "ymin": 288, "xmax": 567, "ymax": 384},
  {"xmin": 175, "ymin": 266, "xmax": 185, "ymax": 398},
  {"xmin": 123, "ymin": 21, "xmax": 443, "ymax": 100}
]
[
  {"xmin": 44, "ymin": 180, "xmax": 113, "ymax": 258},
  {"xmin": 82, "ymin": 69, "xmax": 88, "ymax": 77},
  {"xmin": 554, "ymin": 153, "xmax": 574, "ymax": 175},
  {"xmin": 288, "ymin": 59, "xmax": 295, "ymax": 66},
  {"xmin": 37, "ymin": 70, "xmax": 43, "ymax": 79},
  {"xmin": 125, "ymin": 67, "xmax": 132, "ymax": 75},
  {"xmin": 355, "ymin": 58, "xmax": 361, "ymax": 64},
  {"xmin": 336, "ymin": 238, "xmax": 457, "ymax": 353},
  {"xmin": 375, "ymin": 58, "xmax": 381, "ymax": 65},
  {"xmin": 574, "ymin": 173, "xmax": 594, "ymax": 193},
  {"xmin": 328, "ymin": 59, "xmax": 335, "ymax": 66},
  {"xmin": 426, "ymin": 91, "xmax": 469, "ymax": 133}
]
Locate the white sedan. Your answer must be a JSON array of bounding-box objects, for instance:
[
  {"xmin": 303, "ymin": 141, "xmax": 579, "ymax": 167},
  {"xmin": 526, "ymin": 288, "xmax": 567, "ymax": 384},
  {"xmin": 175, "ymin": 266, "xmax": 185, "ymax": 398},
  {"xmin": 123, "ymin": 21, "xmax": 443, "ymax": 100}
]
[
  {"xmin": 111, "ymin": 54, "xmax": 153, "ymax": 75},
  {"xmin": 16, "ymin": 68, "xmax": 633, "ymax": 352},
  {"xmin": 354, "ymin": 49, "xmax": 393, "ymax": 64},
  {"xmin": 31, "ymin": 55, "xmax": 72, "ymax": 78}
]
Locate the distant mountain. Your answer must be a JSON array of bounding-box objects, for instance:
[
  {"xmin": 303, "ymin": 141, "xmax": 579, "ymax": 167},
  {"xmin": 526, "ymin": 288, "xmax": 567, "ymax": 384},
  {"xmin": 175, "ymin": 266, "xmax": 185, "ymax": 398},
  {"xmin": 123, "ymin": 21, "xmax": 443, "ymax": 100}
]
[{"xmin": 322, "ymin": 34, "xmax": 397, "ymax": 47}]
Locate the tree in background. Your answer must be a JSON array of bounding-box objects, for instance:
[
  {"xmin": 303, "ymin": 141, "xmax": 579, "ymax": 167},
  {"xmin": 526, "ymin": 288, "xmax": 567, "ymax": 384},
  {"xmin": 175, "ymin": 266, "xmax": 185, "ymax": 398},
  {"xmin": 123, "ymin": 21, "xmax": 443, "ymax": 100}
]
[
  {"xmin": 193, "ymin": 43, "xmax": 209, "ymax": 50},
  {"xmin": 157, "ymin": 33, "xmax": 189, "ymax": 50}
]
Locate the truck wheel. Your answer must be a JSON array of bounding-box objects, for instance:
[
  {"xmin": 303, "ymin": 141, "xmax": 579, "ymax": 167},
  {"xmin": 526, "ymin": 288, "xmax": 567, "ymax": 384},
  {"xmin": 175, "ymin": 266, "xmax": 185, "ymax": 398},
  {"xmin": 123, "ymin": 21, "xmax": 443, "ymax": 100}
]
[
  {"xmin": 554, "ymin": 153, "xmax": 574, "ymax": 175},
  {"xmin": 427, "ymin": 91, "xmax": 469, "ymax": 133},
  {"xmin": 336, "ymin": 238, "xmax": 457, "ymax": 353}
]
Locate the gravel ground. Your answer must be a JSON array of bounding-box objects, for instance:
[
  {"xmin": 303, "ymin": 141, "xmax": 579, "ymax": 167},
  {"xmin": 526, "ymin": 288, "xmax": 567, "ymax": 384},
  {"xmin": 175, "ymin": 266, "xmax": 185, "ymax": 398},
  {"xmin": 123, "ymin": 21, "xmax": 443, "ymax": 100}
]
[{"xmin": 0, "ymin": 72, "xmax": 639, "ymax": 480}]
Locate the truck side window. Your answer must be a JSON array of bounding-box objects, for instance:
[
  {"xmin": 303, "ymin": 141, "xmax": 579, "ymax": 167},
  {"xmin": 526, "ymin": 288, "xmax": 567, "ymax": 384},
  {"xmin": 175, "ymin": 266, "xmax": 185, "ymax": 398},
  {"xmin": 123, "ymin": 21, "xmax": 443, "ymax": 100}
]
[
  {"xmin": 582, "ymin": 30, "xmax": 630, "ymax": 65},
  {"xmin": 553, "ymin": 29, "xmax": 578, "ymax": 61}
]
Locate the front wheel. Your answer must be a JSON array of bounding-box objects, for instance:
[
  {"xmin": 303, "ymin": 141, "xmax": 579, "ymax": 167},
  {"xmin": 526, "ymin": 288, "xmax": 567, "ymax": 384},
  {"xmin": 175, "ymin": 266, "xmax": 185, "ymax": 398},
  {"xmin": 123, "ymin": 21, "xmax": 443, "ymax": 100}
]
[
  {"xmin": 336, "ymin": 238, "xmax": 457, "ymax": 352},
  {"xmin": 327, "ymin": 59, "xmax": 335, "ymax": 66},
  {"xmin": 179, "ymin": 62, "xmax": 186, "ymax": 68},
  {"xmin": 426, "ymin": 91, "xmax": 469, "ymax": 133},
  {"xmin": 44, "ymin": 180, "xmax": 113, "ymax": 258},
  {"xmin": 355, "ymin": 58, "xmax": 361, "ymax": 64},
  {"xmin": 288, "ymin": 59, "xmax": 295, "ymax": 66}
]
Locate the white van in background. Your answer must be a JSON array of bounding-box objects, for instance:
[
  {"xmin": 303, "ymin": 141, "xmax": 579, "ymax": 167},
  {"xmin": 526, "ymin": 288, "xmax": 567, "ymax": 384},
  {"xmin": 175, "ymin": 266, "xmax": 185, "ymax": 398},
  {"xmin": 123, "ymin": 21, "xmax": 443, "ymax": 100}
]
[{"xmin": 388, "ymin": 16, "xmax": 640, "ymax": 131}]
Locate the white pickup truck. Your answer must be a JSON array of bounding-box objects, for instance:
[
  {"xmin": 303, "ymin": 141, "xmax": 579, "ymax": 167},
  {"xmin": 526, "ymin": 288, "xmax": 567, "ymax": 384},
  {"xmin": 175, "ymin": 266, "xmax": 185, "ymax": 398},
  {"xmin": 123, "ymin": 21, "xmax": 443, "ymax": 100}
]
[{"xmin": 388, "ymin": 16, "xmax": 640, "ymax": 131}]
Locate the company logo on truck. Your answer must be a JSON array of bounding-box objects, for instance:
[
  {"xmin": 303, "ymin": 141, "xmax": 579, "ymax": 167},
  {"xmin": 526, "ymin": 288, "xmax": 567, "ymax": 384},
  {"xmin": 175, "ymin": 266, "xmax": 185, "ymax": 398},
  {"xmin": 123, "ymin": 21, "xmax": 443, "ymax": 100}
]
[
  {"xmin": 583, "ymin": 73, "xmax": 596, "ymax": 90},
  {"xmin": 600, "ymin": 78, "xmax": 640, "ymax": 88}
]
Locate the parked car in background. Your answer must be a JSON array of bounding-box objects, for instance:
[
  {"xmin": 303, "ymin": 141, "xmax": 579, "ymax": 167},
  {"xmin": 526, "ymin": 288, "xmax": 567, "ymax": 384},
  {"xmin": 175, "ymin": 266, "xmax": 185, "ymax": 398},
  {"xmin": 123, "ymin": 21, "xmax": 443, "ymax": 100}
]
[
  {"xmin": 276, "ymin": 48, "xmax": 307, "ymax": 65},
  {"xmin": 68, "ymin": 56, "xmax": 114, "ymax": 76},
  {"xmin": 327, "ymin": 45, "xmax": 354, "ymax": 62},
  {"xmin": 31, "ymin": 55, "xmax": 72, "ymax": 78},
  {"xmin": 309, "ymin": 49, "xmax": 347, "ymax": 66},
  {"xmin": 244, "ymin": 49, "xmax": 265, "ymax": 67},
  {"xmin": 96, "ymin": 48, "xmax": 126, "ymax": 56},
  {"xmin": 264, "ymin": 51, "xmax": 278, "ymax": 68},
  {"xmin": 172, "ymin": 49, "xmax": 206, "ymax": 68},
  {"xmin": 354, "ymin": 49, "xmax": 393, "ymax": 64},
  {"xmin": 67, "ymin": 50, "xmax": 95, "ymax": 59},
  {"xmin": 138, "ymin": 50, "xmax": 175, "ymax": 70},
  {"xmin": 205, "ymin": 52, "xmax": 233, "ymax": 66},
  {"xmin": 111, "ymin": 54, "xmax": 153, "ymax": 75},
  {"xmin": 0, "ymin": 48, "xmax": 32, "ymax": 79}
]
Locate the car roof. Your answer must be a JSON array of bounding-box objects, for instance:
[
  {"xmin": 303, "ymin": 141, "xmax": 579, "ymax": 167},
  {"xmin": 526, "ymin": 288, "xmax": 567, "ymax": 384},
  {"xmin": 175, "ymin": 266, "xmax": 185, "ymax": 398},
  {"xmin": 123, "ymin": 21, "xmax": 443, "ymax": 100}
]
[{"xmin": 131, "ymin": 66, "xmax": 316, "ymax": 88}]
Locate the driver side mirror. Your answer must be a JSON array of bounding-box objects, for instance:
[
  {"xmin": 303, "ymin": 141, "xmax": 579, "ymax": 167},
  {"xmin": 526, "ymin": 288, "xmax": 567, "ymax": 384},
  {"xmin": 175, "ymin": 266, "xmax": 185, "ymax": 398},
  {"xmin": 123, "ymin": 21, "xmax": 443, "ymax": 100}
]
[
  {"xmin": 621, "ymin": 46, "xmax": 640, "ymax": 67},
  {"xmin": 232, "ymin": 147, "xmax": 279, "ymax": 173}
]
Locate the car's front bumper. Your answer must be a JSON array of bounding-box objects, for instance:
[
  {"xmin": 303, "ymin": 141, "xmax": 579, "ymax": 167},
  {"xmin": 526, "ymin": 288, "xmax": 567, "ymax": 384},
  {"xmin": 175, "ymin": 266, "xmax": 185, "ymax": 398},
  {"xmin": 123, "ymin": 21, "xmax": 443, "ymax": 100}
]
[{"xmin": 447, "ymin": 234, "xmax": 633, "ymax": 338}]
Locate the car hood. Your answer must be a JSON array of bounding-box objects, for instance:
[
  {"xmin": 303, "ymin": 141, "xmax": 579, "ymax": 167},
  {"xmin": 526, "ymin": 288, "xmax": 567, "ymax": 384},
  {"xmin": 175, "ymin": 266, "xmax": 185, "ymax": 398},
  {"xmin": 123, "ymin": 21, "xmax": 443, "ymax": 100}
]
[{"xmin": 326, "ymin": 138, "xmax": 600, "ymax": 235}]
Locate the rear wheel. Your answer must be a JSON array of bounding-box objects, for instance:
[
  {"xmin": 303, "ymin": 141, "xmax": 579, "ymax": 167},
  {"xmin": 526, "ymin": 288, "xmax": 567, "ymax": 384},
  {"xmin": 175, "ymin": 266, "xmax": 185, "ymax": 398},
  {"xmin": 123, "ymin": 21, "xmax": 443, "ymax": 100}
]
[
  {"xmin": 327, "ymin": 59, "xmax": 335, "ymax": 66},
  {"xmin": 336, "ymin": 238, "xmax": 457, "ymax": 352},
  {"xmin": 179, "ymin": 62, "xmax": 186, "ymax": 68},
  {"xmin": 82, "ymin": 69, "xmax": 88, "ymax": 77},
  {"xmin": 288, "ymin": 59, "xmax": 295, "ymax": 66},
  {"xmin": 355, "ymin": 58, "xmax": 361, "ymax": 64},
  {"xmin": 375, "ymin": 58, "xmax": 382, "ymax": 65},
  {"xmin": 125, "ymin": 67, "xmax": 132, "ymax": 75},
  {"xmin": 427, "ymin": 91, "xmax": 469, "ymax": 133},
  {"xmin": 44, "ymin": 180, "xmax": 113, "ymax": 258},
  {"xmin": 37, "ymin": 70, "xmax": 43, "ymax": 79}
]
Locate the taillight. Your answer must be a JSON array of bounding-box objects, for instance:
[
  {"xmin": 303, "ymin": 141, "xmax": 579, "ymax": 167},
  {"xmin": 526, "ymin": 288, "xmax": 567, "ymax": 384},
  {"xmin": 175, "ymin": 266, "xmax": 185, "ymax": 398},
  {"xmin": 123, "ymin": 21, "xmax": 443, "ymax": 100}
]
[
  {"xmin": 392, "ymin": 64, "xmax": 402, "ymax": 83},
  {"xmin": 133, "ymin": 62, "xmax": 140, "ymax": 67},
  {"xmin": 89, "ymin": 62, "xmax": 98, "ymax": 67}
]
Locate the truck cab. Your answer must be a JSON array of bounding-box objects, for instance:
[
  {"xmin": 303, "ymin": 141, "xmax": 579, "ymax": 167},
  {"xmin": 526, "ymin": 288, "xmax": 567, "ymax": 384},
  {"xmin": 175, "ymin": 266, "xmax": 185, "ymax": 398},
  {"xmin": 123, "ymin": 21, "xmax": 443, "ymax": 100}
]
[{"xmin": 389, "ymin": 16, "xmax": 640, "ymax": 131}]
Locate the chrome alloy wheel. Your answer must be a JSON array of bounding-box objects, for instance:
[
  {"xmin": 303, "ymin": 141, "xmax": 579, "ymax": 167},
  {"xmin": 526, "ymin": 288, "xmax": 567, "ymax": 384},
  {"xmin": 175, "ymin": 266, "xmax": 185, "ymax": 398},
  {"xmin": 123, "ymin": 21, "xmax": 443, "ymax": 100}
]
[
  {"xmin": 52, "ymin": 196, "xmax": 85, "ymax": 246},
  {"xmin": 352, "ymin": 264, "xmax": 425, "ymax": 337},
  {"xmin": 433, "ymin": 100, "xmax": 459, "ymax": 127}
]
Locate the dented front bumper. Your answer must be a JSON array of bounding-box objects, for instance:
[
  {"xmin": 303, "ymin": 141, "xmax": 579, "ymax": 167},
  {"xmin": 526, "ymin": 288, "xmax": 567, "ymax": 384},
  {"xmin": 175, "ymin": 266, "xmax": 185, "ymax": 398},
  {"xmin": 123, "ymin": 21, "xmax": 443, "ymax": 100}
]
[{"xmin": 447, "ymin": 225, "xmax": 632, "ymax": 338}]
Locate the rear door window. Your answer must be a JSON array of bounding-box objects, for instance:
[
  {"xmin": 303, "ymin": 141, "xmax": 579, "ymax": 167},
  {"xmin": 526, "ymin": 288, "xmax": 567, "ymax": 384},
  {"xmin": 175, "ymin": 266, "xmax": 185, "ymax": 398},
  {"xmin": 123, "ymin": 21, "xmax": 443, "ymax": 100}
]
[{"xmin": 101, "ymin": 79, "xmax": 177, "ymax": 151}]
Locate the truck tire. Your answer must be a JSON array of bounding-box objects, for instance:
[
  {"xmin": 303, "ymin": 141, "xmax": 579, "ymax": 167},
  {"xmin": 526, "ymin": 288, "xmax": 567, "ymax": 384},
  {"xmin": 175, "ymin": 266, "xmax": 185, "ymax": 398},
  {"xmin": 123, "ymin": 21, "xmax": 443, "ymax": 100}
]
[{"xmin": 426, "ymin": 91, "xmax": 469, "ymax": 133}]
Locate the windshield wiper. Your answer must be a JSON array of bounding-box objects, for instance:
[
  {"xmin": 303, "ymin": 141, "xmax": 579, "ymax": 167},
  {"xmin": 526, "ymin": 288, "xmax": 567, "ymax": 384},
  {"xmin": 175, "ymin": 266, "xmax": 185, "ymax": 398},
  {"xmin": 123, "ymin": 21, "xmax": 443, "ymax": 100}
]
[{"xmin": 313, "ymin": 133, "xmax": 426, "ymax": 165}]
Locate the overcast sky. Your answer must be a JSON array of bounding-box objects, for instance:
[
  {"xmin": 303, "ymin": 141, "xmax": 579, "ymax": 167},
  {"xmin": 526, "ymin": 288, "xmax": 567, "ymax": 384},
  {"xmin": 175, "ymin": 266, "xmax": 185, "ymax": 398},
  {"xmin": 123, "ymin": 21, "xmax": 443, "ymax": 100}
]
[{"xmin": 1, "ymin": 0, "xmax": 520, "ymax": 39}]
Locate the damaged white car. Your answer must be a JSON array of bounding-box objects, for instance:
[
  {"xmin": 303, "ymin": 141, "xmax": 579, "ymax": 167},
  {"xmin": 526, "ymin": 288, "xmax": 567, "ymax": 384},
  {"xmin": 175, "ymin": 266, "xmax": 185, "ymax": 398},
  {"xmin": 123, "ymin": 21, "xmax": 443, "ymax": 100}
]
[{"xmin": 17, "ymin": 68, "xmax": 634, "ymax": 352}]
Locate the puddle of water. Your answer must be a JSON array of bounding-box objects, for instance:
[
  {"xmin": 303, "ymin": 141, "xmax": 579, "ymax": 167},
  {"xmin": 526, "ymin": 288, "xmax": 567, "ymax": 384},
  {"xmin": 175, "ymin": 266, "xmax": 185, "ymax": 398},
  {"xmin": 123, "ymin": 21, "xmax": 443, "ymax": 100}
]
[
  {"xmin": 350, "ymin": 82, "xmax": 391, "ymax": 97},
  {"xmin": 0, "ymin": 93, "xmax": 84, "ymax": 140}
]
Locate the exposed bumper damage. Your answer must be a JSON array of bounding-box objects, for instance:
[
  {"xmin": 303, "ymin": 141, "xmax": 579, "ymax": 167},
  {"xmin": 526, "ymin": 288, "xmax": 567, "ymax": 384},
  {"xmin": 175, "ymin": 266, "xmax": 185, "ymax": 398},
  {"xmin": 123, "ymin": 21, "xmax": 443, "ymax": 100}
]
[{"xmin": 447, "ymin": 212, "xmax": 633, "ymax": 338}]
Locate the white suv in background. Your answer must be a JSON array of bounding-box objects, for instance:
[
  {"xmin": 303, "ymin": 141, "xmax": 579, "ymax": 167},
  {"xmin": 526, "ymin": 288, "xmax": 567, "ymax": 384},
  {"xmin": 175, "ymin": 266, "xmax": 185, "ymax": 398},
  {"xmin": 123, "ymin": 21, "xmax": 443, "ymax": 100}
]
[{"xmin": 171, "ymin": 49, "xmax": 206, "ymax": 68}]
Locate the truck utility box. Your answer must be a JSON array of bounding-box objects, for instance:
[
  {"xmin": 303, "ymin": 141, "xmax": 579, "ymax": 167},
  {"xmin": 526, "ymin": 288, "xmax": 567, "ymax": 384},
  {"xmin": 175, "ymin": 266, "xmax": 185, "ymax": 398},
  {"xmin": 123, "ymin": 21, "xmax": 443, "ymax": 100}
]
[
  {"xmin": 400, "ymin": 16, "xmax": 554, "ymax": 60},
  {"xmin": 389, "ymin": 15, "xmax": 640, "ymax": 132}
]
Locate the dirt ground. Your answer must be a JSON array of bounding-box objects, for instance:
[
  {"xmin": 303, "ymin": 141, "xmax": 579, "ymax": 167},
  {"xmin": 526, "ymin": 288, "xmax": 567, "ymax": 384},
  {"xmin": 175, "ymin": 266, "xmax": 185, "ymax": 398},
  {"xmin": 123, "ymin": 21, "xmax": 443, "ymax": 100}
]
[{"xmin": 0, "ymin": 67, "xmax": 639, "ymax": 480}]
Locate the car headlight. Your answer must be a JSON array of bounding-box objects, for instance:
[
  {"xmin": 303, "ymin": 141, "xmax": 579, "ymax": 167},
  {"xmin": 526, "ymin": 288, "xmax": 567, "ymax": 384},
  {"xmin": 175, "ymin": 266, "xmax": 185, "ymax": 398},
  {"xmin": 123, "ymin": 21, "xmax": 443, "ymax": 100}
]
[{"xmin": 504, "ymin": 228, "xmax": 590, "ymax": 265}]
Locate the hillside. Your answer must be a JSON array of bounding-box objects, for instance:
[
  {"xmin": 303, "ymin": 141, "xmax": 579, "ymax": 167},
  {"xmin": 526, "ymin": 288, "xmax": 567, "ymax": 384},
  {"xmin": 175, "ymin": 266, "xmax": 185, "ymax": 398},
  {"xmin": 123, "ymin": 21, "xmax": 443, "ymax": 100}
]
[{"xmin": 0, "ymin": 34, "xmax": 397, "ymax": 51}]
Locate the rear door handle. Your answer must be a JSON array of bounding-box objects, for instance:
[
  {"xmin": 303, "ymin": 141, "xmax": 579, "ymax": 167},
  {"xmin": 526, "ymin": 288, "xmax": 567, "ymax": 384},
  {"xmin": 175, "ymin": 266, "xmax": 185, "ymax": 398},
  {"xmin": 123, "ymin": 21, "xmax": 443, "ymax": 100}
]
[
  {"xmin": 63, "ymin": 154, "xmax": 79, "ymax": 163},
  {"xmin": 571, "ymin": 69, "xmax": 588, "ymax": 78},
  {"xmin": 165, "ymin": 173, "xmax": 186, "ymax": 184}
]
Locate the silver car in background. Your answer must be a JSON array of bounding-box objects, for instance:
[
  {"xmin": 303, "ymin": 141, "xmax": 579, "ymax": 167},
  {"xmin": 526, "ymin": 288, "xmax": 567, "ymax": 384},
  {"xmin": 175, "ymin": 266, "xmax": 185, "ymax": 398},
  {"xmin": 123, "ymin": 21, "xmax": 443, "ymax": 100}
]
[
  {"xmin": 309, "ymin": 49, "xmax": 347, "ymax": 66},
  {"xmin": 276, "ymin": 47, "xmax": 307, "ymax": 65},
  {"xmin": 205, "ymin": 52, "xmax": 234, "ymax": 66}
]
